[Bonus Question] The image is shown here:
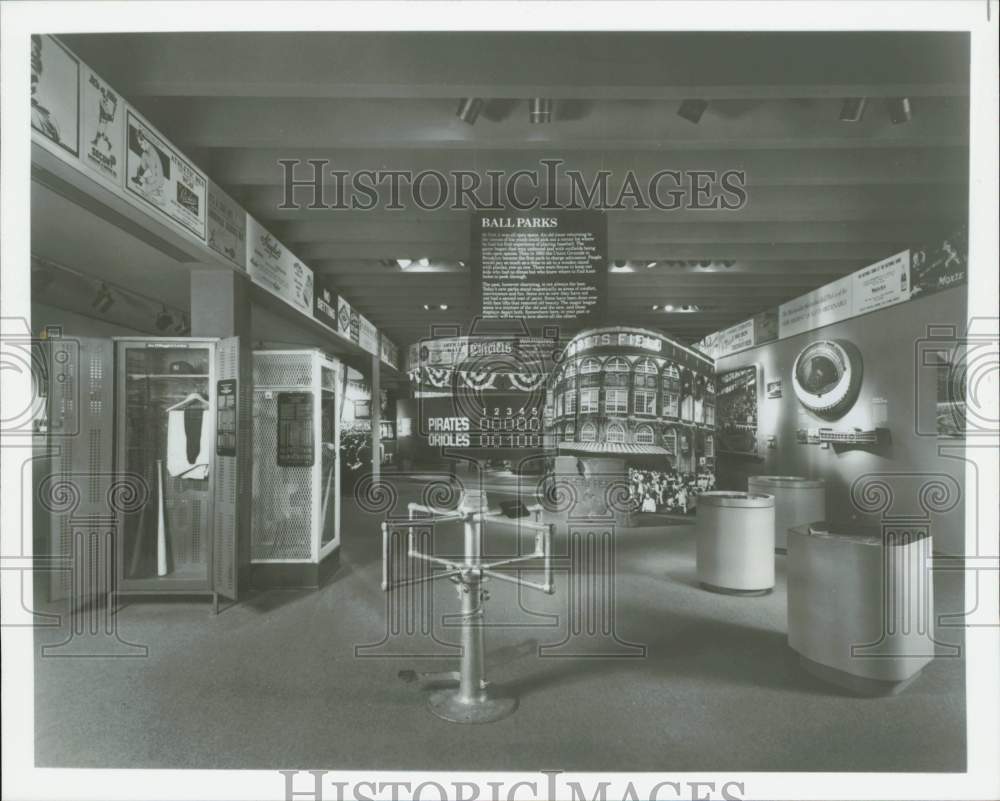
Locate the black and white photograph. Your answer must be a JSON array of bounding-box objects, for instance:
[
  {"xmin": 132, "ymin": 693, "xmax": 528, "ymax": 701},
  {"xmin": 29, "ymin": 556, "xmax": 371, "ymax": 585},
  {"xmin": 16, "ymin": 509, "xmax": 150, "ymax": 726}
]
[{"xmin": 1, "ymin": 3, "xmax": 998, "ymax": 801}]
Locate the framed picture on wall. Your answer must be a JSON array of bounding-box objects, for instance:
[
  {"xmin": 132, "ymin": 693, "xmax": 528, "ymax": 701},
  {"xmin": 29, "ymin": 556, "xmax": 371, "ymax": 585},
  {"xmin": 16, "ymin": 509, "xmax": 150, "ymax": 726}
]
[
  {"xmin": 716, "ymin": 365, "xmax": 759, "ymax": 456},
  {"xmin": 766, "ymin": 379, "xmax": 782, "ymax": 399}
]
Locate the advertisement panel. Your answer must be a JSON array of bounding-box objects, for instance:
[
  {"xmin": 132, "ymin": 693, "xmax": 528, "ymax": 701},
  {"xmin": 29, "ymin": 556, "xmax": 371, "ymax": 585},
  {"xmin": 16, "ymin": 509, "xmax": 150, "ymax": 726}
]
[
  {"xmin": 246, "ymin": 216, "xmax": 313, "ymax": 314},
  {"xmin": 206, "ymin": 182, "xmax": 247, "ymax": 269},
  {"xmin": 358, "ymin": 314, "xmax": 379, "ymax": 355},
  {"xmin": 336, "ymin": 296, "xmax": 354, "ymax": 341},
  {"xmin": 30, "ymin": 35, "xmax": 80, "ymax": 157},
  {"xmin": 313, "ymin": 275, "xmax": 339, "ymax": 329},
  {"xmin": 81, "ymin": 67, "xmax": 123, "ymax": 187},
  {"xmin": 852, "ymin": 249, "xmax": 910, "ymax": 315},
  {"xmin": 778, "ymin": 274, "xmax": 853, "ymax": 340},
  {"xmin": 125, "ymin": 109, "xmax": 207, "ymax": 241}
]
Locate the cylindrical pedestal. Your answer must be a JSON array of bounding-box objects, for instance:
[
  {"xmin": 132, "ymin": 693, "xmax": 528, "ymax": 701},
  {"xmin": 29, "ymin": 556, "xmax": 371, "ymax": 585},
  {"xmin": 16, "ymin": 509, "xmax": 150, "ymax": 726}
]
[
  {"xmin": 747, "ymin": 475, "xmax": 826, "ymax": 553},
  {"xmin": 787, "ymin": 523, "xmax": 936, "ymax": 695},
  {"xmin": 695, "ymin": 492, "xmax": 775, "ymax": 594}
]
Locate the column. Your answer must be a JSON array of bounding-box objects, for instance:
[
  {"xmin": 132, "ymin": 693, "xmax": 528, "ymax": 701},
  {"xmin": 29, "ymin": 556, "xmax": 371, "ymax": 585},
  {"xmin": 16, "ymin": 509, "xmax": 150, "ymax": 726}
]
[{"xmin": 370, "ymin": 351, "xmax": 382, "ymax": 481}]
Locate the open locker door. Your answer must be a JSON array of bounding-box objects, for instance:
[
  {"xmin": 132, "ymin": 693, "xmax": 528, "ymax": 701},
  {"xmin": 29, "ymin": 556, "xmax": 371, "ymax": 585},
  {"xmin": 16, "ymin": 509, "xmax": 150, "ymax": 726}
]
[{"xmin": 212, "ymin": 335, "xmax": 250, "ymax": 603}]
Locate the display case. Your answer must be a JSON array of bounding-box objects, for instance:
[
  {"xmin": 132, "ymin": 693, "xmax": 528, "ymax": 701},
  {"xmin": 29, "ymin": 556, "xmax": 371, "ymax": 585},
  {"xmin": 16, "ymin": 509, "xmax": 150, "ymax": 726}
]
[
  {"xmin": 251, "ymin": 350, "xmax": 341, "ymax": 587},
  {"xmin": 114, "ymin": 337, "xmax": 246, "ymax": 609}
]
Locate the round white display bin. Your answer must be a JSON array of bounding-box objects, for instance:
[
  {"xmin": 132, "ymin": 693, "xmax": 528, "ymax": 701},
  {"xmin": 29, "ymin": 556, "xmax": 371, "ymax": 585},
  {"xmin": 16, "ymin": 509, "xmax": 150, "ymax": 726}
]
[
  {"xmin": 695, "ymin": 492, "xmax": 776, "ymax": 595},
  {"xmin": 747, "ymin": 475, "xmax": 826, "ymax": 553}
]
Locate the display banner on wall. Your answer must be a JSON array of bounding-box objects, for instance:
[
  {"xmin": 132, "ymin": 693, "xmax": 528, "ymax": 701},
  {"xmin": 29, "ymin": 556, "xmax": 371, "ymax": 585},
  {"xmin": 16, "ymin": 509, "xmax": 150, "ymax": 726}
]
[
  {"xmin": 851, "ymin": 250, "xmax": 910, "ymax": 315},
  {"xmin": 778, "ymin": 274, "xmax": 853, "ymax": 340},
  {"xmin": 206, "ymin": 183, "xmax": 246, "ymax": 270},
  {"xmin": 246, "ymin": 216, "xmax": 313, "ymax": 314},
  {"xmin": 126, "ymin": 109, "xmax": 207, "ymax": 241},
  {"xmin": 336, "ymin": 295, "xmax": 353, "ymax": 341},
  {"xmin": 471, "ymin": 210, "xmax": 608, "ymax": 324},
  {"xmin": 30, "ymin": 35, "xmax": 80, "ymax": 157},
  {"xmin": 81, "ymin": 67, "xmax": 123, "ymax": 187},
  {"xmin": 380, "ymin": 334, "xmax": 400, "ymax": 370},
  {"xmin": 313, "ymin": 275, "xmax": 339, "ymax": 329},
  {"xmin": 910, "ymin": 228, "xmax": 968, "ymax": 299},
  {"xmin": 358, "ymin": 314, "xmax": 379, "ymax": 355}
]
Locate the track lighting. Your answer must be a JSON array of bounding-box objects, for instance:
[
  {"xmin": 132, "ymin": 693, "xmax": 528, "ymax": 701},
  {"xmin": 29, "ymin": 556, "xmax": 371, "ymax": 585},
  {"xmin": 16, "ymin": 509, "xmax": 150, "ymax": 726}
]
[
  {"xmin": 397, "ymin": 259, "xmax": 413, "ymax": 269},
  {"xmin": 677, "ymin": 99, "xmax": 708, "ymax": 124},
  {"xmin": 839, "ymin": 97, "xmax": 867, "ymax": 122},
  {"xmin": 417, "ymin": 257, "xmax": 430, "ymax": 268},
  {"xmin": 439, "ymin": 304, "xmax": 449, "ymax": 310},
  {"xmin": 91, "ymin": 282, "xmax": 114, "ymax": 313},
  {"xmin": 456, "ymin": 98, "xmax": 484, "ymax": 125},
  {"xmin": 528, "ymin": 98, "xmax": 553, "ymax": 124},
  {"xmin": 886, "ymin": 97, "xmax": 912, "ymax": 125}
]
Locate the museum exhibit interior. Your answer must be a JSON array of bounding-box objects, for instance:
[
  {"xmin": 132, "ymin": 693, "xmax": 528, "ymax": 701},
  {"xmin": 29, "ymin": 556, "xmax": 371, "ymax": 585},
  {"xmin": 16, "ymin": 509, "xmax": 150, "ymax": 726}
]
[{"xmin": 22, "ymin": 30, "xmax": 975, "ymax": 771}]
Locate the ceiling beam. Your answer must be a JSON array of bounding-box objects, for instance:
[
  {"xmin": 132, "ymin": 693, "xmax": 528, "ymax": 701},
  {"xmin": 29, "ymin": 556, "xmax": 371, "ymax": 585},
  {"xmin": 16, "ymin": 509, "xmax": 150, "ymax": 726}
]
[{"xmin": 61, "ymin": 31, "xmax": 969, "ymax": 100}]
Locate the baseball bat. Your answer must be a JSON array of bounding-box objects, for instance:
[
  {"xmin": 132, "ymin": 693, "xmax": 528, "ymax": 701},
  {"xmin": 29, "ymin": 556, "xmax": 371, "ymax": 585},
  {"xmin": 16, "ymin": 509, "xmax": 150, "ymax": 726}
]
[{"xmin": 156, "ymin": 458, "xmax": 168, "ymax": 576}]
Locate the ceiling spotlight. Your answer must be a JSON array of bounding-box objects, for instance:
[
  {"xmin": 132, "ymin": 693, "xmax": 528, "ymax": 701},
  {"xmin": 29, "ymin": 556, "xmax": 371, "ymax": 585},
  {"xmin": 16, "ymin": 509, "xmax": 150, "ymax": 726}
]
[
  {"xmin": 886, "ymin": 97, "xmax": 912, "ymax": 125},
  {"xmin": 91, "ymin": 282, "xmax": 114, "ymax": 313},
  {"xmin": 677, "ymin": 99, "xmax": 709, "ymax": 124},
  {"xmin": 645, "ymin": 261, "xmax": 658, "ymax": 269},
  {"xmin": 663, "ymin": 304, "xmax": 675, "ymax": 312},
  {"xmin": 417, "ymin": 257, "xmax": 431, "ymax": 268},
  {"xmin": 839, "ymin": 97, "xmax": 868, "ymax": 122},
  {"xmin": 422, "ymin": 304, "xmax": 431, "ymax": 311},
  {"xmin": 456, "ymin": 97, "xmax": 484, "ymax": 125},
  {"xmin": 529, "ymin": 98, "xmax": 553, "ymax": 124},
  {"xmin": 397, "ymin": 259, "xmax": 413, "ymax": 269},
  {"xmin": 439, "ymin": 304, "xmax": 449, "ymax": 310},
  {"xmin": 651, "ymin": 305, "xmax": 660, "ymax": 311},
  {"xmin": 155, "ymin": 304, "xmax": 173, "ymax": 331}
]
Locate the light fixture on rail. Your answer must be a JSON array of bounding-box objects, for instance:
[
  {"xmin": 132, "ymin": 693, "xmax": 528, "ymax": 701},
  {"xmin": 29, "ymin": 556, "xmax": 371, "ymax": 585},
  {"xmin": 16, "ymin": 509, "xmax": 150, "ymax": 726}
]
[
  {"xmin": 886, "ymin": 97, "xmax": 912, "ymax": 125},
  {"xmin": 528, "ymin": 98, "xmax": 553, "ymax": 124},
  {"xmin": 677, "ymin": 98, "xmax": 708, "ymax": 124},
  {"xmin": 396, "ymin": 259, "xmax": 413, "ymax": 269},
  {"xmin": 90, "ymin": 282, "xmax": 114, "ymax": 313},
  {"xmin": 155, "ymin": 304, "xmax": 174, "ymax": 331},
  {"xmin": 839, "ymin": 97, "xmax": 868, "ymax": 122},
  {"xmin": 456, "ymin": 97, "xmax": 485, "ymax": 125}
]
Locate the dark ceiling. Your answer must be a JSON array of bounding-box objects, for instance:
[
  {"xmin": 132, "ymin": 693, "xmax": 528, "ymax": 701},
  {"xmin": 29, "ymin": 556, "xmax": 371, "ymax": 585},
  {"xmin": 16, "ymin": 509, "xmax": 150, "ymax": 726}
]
[{"xmin": 61, "ymin": 31, "xmax": 970, "ymax": 348}]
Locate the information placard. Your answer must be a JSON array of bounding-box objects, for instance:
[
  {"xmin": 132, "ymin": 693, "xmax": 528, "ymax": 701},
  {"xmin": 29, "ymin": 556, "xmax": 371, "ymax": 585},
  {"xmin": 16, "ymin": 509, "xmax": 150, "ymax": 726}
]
[
  {"xmin": 358, "ymin": 314, "xmax": 379, "ymax": 355},
  {"xmin": 472, "ymin": 210, "xmax": 607, "ymax": 324},
  {"xmin": 778, "ymin": 274, "xmax": 853, "ymax": 340},
  {"xmin": 314, "ymin": 275, "xmax": 339, "ymax": 329}
]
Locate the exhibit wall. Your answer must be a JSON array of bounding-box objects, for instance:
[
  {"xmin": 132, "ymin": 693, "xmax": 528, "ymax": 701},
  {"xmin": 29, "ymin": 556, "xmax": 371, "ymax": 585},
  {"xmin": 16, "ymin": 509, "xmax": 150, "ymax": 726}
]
[{"xmin": 714, "ymin": 285, "xmax": 967, "ymax": 555}]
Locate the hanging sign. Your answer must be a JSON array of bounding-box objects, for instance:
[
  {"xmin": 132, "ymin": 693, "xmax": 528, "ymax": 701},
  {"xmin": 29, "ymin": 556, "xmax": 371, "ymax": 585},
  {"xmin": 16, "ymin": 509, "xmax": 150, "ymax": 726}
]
[
  {"xmin": 358, "ymin": 314, "xmax": 379, "ymax": 355},
  {"xmin": 472, "ymin": 210, "xmax": 608, "ymax": 324},
  {"xmin": 126, "ymin": 109, "xmax": 207, "ymax": 241},
  {"xmin": 246, "ymin": 216, "xmax": 313, "ymax": 315},
  {"xmin": 30, "ymin": 35, "xmax": 80, "ymax": 157},
  {"xmin": 81, "ymin": 67, "xmax": 123, "ymax": 186},
  {"xmin": 207, "ymin": 183, "xmax": 247, "ymax": 269}
]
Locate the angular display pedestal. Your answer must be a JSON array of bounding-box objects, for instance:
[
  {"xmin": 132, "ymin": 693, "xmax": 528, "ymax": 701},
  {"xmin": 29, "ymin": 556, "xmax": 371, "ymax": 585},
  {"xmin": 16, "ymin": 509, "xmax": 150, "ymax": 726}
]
[
  {"xmin": 695, "ymin": 492, "xmax": 775, "ymax": 594},
  {"xmin": 787, "ymin": 523, "xmax": 935, "ymax": 695},
  {"xmin": 747, "ymin": 475, "xmax": 826, "ymax": 552}
]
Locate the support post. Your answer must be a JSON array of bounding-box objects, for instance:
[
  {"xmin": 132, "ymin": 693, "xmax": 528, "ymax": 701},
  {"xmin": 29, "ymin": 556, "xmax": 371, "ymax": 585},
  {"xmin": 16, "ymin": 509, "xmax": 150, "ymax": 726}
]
[{"xmin": 370, "ymin": 352, "xmax": 381, "ymax": 481}]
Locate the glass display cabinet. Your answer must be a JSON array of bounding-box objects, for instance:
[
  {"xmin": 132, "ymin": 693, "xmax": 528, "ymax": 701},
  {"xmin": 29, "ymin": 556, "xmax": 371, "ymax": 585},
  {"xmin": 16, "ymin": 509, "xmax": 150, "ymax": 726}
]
[
  {"xmin": 114, "ymin": 337, "xmax": 246, "ymax": 609},
  {"xmin": 251, "ymin": 349, "xmax": 341, "ymax": 587}
]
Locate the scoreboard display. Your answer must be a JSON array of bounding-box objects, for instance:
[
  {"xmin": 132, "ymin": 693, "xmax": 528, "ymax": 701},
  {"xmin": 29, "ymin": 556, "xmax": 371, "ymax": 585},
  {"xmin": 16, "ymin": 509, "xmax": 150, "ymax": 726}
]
[
  {"xmin": 419, "ymin": 394, "xmax": 544, "ymax": 455},
  {"xmin": 402, "ymin": 335, "xmax": 557, "ymax": 462}
]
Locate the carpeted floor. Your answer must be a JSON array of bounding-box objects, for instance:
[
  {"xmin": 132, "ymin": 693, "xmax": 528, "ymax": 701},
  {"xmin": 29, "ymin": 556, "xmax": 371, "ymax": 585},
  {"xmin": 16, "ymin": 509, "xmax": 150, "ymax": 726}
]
[{"xmin": 33, "ymin": 489, "xmax": 966, "ymax": 772}]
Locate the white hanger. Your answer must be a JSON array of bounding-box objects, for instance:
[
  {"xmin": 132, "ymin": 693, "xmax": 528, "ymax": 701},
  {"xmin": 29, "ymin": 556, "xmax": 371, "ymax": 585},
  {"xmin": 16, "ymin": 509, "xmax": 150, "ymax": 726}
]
[{"xmin": 166, "ymin": 392, "xmax": 209, "ymax": 412}]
